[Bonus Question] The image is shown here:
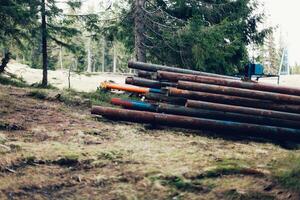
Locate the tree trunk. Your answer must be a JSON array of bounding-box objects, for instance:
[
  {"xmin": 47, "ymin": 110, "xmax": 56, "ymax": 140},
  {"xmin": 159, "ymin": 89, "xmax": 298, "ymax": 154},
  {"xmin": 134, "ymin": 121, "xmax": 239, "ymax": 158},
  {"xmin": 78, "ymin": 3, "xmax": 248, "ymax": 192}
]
[
  {"xmin": 113, "ymin": 43, "xmax": 117, "ymax": 73},
  {"xmin": 59, "ymin": 45, "xmax": 63, "ymax": 69},
  {"xmin": 93, "ymin": 60, "xmax": 96, "ymax": 72},
  {"xmin": 74, "ymin": 58, "xmax": 78, "ymax": 71},
  {"xmin": 102, "ymin": 38, "xmax": 106, "ymax": 72},
  {"xmin": 87, "ymin": 37, "xmax": 92, "ymax": 72},
  {"xmin": 41, "ymin": 0, "xmax": 48, "ymax": 87},
  {"xmin": 0, "ymin": 52, "xmax": 11, "ymax": 73},
  {"xmin": 134, "ymin": 0, "xmax": 146, "ymax": 62},
  {"xmin": 68, "ymin": 60, "xmax": 73, "ymax": 89}
]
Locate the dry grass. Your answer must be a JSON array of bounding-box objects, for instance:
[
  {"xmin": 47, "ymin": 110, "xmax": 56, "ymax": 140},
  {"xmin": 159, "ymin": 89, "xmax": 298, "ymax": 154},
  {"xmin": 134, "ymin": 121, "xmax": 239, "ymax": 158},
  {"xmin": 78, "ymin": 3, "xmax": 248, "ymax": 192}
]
[{"xmin": 0, "ymin": 84, "xmax": 299, "ymax": 199}]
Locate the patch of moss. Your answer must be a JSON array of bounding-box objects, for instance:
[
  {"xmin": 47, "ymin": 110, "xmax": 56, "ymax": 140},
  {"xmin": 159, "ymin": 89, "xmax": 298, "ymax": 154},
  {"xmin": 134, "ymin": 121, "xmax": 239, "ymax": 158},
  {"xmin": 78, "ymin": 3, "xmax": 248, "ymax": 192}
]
[
  {"xmin": 31, "ymin": 82, "xmax": 58, "ymax": 90},
  {"xmin": 27, "ymin": 90, "xmax": 47, "ymax": 100},
  {"xmin": 0, "ymin": 134, "xmax": 6, "ymax": 144},
  {"xmin": 163, "ymin": 176, "xmax": 199, "ymax": 191},
  {"xmin": 200, "ymin": 166, "xmax": 244, "ymax": 179},
  {"xmin": 272, "ymin": 154, "xmax": 300, "ymax": 191},
  {"xmin": 98, "ymin": 151, "xmax": 123, "ymax": 161},
  {"xmin": 224, "ymin": 189, "xmax": 274, "ymax": 200},
  {"xmin": 9, "ymin": 144, "xmax": 22, "ymax": 152},
  {"xmin": 0, "ymin": 75, "xmax": 28, "ymax": 87},
  {"xmin": 150, "ymin": 175, "xmax": 209, "ymax": 193},
  {"xmin": 25, "ymin": 155, "xmax": 37, "ymax": 164},
  {"xmin": 196, "ymin": 159, "xmax": 262, "ymax": 179}
]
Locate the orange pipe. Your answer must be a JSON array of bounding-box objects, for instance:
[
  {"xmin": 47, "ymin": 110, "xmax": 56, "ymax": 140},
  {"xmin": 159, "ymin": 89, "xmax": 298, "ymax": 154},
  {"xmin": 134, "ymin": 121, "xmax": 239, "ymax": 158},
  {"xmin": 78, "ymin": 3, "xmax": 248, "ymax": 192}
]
[{"xmin": 101, "ymin": 82, "xmax": 149, "ymax": 93}]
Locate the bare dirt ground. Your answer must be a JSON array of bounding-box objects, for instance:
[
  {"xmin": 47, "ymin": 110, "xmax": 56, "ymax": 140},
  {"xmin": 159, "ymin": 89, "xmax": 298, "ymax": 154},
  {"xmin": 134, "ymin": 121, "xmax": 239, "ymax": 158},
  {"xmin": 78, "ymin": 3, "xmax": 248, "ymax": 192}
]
[
  {"xmin": 6, "ymin": 62, "xmax": 127, "ymax": 92},
  {"xmin": 1, "ymin": 84, "xmax": 300, "ymax": 199}
]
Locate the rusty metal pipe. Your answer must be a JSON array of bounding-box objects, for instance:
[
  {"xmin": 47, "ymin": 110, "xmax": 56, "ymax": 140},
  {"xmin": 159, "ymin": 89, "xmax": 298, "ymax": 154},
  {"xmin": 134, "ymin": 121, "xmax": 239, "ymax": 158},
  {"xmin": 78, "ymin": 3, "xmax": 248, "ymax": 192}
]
[
  {"xmin": 110, "ymin": 99, "xmax": 300, "ymax": 128},
  {"xmin": 159, "ymin": 104, "xmax": 300, "ymax": 129},
  {"xmin": 91, "ymin": 106, "xmax": 300, "ymax": 141},
  {"xmin": 92, "ymin": 106, "xmax": 155, "ymax": 122},
  {"xmin": 168, "ymin": 88, "xmax": 300, "ymax": 113},
  {"xmin": 186, "ymin": 100, "xmax": 300, "ymax": 122},
  {"xmin": 137, "ymin": 71, "xmax": 157, "ymax": 79},
  {"xmin": 158, "ymin": 71, "xmax": 300, "ymax": 96},
  {"xmin": 145, "ymin": 92, "xmax": 187, "ymax": 105},
  {"xmin": 178, "ymin": 81, "xmax": 300, "ymax": 104},
  {"xmin": 169, "ymin": 87, "xmax": 270, "ymax": 108},
  {"xmin": 126, "ymin": 77, "xmax": 177, "ymax": 89},
  {"xmin": 111, "ymin": 98, "xmax": 157, "ymax": 112},
  {"xmin": 128, "ymin": 61, "xmax": 238, "ymax": 80}
]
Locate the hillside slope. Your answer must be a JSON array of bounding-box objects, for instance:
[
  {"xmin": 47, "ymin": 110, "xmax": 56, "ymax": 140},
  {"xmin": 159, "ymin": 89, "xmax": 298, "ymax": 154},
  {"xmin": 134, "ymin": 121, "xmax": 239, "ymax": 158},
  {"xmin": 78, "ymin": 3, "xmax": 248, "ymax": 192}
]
[{"xmin": 0, "ymin": 84, "xmax": 299, "ymax": 199}]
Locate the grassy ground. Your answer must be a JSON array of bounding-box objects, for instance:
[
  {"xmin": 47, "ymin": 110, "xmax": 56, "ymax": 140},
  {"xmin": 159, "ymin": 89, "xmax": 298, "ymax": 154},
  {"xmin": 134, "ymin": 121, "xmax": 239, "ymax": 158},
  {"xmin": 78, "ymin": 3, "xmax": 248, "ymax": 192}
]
[{"xmin": 0, "ymin": 76, "xmax": 300, "ymax": 199}]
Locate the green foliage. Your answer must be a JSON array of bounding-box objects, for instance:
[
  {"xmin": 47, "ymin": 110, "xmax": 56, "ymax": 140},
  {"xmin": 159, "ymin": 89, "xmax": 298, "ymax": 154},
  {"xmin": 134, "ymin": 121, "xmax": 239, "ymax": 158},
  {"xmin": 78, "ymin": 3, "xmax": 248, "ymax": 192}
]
[
  {"xmin": 1, "ymin": 0, "xmax": 270, "ymax": 77},
  {"xmin": 0, "ymin": 0, "xmax": 87, "ymax": 73},
  {"xmin": 62, "ymin": 88, "xmax": 133, "ymax": 107},
  {"xmin": 186, "ymin": 18, "xmax": 248, "ymax": 74},
  {"xmin": 114, "ymin": 0, "xmax": 269, "ymax": 75},
  {"xmin": 0, "ymin": 0, "xmax": 39, "ymax": 46}
]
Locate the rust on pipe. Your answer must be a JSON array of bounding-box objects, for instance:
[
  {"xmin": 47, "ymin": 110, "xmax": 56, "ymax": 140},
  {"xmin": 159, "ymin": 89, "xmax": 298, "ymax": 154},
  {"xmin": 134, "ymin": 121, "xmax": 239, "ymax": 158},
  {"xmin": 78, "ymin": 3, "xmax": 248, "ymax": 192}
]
[
  {"xmin": 145, "ymin": 92, "xmax": 187, "ymax": 105},
  {"xmin": 169, "ymin": 87, "xmax": 270, "ymax": 108},
  {"xmin": 126, "ymin": 77, "xmax": 177, "ymax": 89},
  {"xmin": 92, "ymin": 106, "xmax": 155, "ymax": 122},
  {"xmin": 110, "ymin": 98, "xmax": 300, "ymax": 128},
  {"xmin": 178, "ymin": 81, "xmax": 300, "ymax": 104},
  {"xmin": 158, "ymin": 103, "xmax": 300, "ymax": 129},
  {"xmin": 91, "ymin": 106, "xmax": 300, "ymax": 141},
  {"xmin": 137, "ymin": 71, "xmax": 157, "ymax": 79},
  {"xmin": 168, "ymin": 88, "xmax": 300, "ymax": 113},
  {"xmin": 158, "ymin": 71, "xmax": 300, "ymax": 96},
  {"xmin": 186, "ymin": 100, "xmax": 300, "ymax": 122},
  {"xmin": 128, "ymin": 61, "xmax": 238, "ymax": 80}
]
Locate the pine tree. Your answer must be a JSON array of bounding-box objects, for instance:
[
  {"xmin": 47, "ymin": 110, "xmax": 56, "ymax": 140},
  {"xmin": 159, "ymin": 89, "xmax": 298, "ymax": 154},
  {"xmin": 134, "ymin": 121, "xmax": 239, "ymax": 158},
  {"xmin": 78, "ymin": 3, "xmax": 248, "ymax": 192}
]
[
  {"xmin": 112, "ymin": 0, "xmax": 270, "ymax": 75},
  {"xmin": 261, "ymin": 32, "xmax": 279, "ymax": 75},
  {"xmin": 278, "ymin": 32, "xmax": 289, "ymax": 75},
  {"xmin": 0, "ymin": 0, "xmax": 38, "ymax": 73},
  {"xmin": 37, "ymin": 0, "xmax": 83, "ymax": 87},
  {"xmin": 134, "ymin": 0, "xmax": 146, "ymax": 62}
]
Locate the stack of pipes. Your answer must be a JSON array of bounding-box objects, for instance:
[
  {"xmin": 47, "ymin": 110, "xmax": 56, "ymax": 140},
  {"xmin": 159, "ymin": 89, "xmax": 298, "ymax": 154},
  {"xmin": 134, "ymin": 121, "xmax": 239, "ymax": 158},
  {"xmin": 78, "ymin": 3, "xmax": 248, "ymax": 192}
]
[{"xmin": 92, "ymin": 61, "xmax": 300, "ymax": 141}]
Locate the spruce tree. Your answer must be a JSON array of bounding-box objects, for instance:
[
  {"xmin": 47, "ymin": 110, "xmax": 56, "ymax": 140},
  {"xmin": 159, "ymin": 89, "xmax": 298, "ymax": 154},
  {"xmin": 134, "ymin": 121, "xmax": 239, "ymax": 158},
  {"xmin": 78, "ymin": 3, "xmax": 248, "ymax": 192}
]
[
  {"xmin": 112, "ymin": 0, "xmax": 270, "ymax": 75},
  {"xmin": 36, "ymin": 0, "xmax": 82, "ymax": 87},
  {"xmin": 0, "ymin": 0, "xmax": 38, "ymax": 73}
]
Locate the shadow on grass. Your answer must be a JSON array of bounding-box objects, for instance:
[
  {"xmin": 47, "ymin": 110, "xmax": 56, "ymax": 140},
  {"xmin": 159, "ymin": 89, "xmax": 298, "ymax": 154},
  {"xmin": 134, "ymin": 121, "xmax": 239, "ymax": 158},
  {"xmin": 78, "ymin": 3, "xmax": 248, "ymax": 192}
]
[
  {"xmin": 270, "ymin": 154, "xmax": 300, "ymax": 192},
  {"xmin": 0, "ymin": 74, "xmax": 58, "ymax": 90},
  {"xmin": 0, "ymin": 74, "xmax": 28, "ymax": 87},
  {"xmin": 139, "ymin": 125, "xmax": 300, "ymax": 150}
]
